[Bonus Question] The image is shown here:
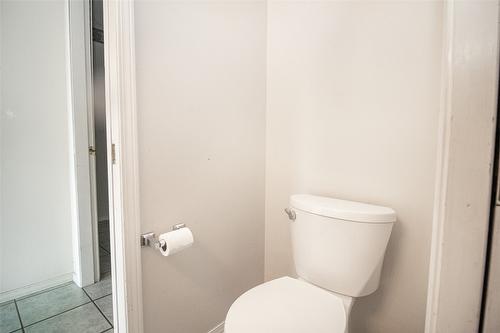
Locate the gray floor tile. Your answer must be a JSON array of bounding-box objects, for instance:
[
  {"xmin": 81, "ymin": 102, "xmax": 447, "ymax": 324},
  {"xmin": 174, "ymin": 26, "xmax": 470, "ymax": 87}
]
[
  {"xmin": 99, "ymin": 229, "xmax": 110, "ymax": 242},
  {"xmin": 17, "ymin": 284, "xmax": 90, "ymax": 326},
  {"xmin": 24, "ymin": 303, "xmax": 111, "ymax": 333},
  {"xmin": 83, "ymin": 275, "xmax": 112, "ymax": 300},
  {"xmin": 0, "ymin": 302, "xmax": 21, "ymax": 333},
  {"xmin": 100, "ymin": 253, "xmax": 111, "ymax": 275},
  {"xmin": 104, "ymin": 330, "xmax": 114, "ymax": 333},
  {"xmin": 100, "ymin": 242, "xmax": 110, "ymax": 253},
  {"xmin": 98, "ymin": 220, "xmax": 110, "ymax": 253},
  {"xmin": 99, "ymin": 246, "xmax": 110, "ymax": 256},
  {"xmin": 95, "ymin": 295, "xmax": 113, "ymax": 323}
]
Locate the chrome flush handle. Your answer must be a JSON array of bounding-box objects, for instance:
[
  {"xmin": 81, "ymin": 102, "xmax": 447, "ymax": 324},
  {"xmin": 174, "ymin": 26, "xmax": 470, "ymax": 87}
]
[{"xmin": 284, "ymin": 208, "xmax": 296, "ymax": 221}]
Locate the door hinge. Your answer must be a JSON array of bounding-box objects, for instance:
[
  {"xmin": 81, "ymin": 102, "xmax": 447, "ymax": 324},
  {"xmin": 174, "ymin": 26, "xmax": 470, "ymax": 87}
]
[
  {"xmin": 93, "ymin": 27, "xmax": 104, "ymax": 44},
  {"xmin": 111, "ymin": 143, "xmax": 116, "ymax": 164},
  {"xmin": 89, "ymin": 146, "xmax": 96, "ymax": 155}
]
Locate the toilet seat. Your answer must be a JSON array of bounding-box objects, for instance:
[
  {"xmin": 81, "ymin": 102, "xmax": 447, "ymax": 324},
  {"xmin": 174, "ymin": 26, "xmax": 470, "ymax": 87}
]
[{"xmin": 225, "ymin": 277, "xmax": 347, "ymax": 333}]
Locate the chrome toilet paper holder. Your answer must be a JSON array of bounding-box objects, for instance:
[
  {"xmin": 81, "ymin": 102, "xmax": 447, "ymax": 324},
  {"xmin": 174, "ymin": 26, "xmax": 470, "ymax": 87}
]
[{"xmin": 140, "ymin": 223, "xmax": 186, "ymax": 251}]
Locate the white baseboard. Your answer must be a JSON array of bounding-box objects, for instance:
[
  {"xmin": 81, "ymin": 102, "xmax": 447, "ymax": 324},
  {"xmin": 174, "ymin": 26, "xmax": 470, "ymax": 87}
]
[
  {"xmin": 0, "ymin": 273, "xmax": 73, "ymax": 303},
  {"xmin": 208, "ymin": 321, "xmax": 224, "ymax": 333}
]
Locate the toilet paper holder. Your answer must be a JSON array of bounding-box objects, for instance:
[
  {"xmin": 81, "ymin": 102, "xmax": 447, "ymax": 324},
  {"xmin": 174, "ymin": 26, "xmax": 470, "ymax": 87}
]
[{"xmin": 140, "ymin": 223, "xmax": 186, "ymax": 251}]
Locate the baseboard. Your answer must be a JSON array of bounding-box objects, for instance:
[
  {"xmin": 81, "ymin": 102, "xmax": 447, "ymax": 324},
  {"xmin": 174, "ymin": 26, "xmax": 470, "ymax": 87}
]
[
  {"xmin": 0, "ymin": 273, "xmax": 73, "ymax": 303},
  {"xmin": 207, "ymin": 321, "xmax": 224, "ymax": 333}
]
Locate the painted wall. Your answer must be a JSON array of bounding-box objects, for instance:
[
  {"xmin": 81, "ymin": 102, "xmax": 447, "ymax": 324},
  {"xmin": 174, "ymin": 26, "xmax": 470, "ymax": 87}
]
[
  {"xmin": 265, "ymin": 1, "xmax": 443, "ymax": 332},
  {"xmin": 0, "ymin": 1, "xmax": 74, "ymax": 293},
  {"xmin": 133, "ymin": 1, "xmax": 266, "ymax": 332}
]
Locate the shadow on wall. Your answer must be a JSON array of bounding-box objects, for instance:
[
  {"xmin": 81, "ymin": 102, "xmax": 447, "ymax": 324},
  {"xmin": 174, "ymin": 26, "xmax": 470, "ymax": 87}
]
[
  {"xmin": 350, "ymin": 222, "xmax": 405, "ymax": 332},
  {"xmin": 142, "ymin": 237, "xmax": 264, "ymax": 332}
]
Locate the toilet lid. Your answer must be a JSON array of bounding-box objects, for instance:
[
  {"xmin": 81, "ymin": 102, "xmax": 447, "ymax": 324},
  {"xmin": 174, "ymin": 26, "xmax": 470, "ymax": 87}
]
[{"xmin": 225, "ymin": 277, "xmax": 347, "ymax": 333}]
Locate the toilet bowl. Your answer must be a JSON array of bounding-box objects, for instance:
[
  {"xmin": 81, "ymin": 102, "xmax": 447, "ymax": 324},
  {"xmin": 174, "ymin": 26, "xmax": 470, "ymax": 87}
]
[
  {"xmin": 225, "ymin": 277, "xmax": 349, "ymax": 333},
  {"xmin": 225, "ymin": 194, "xmax": 396, "ymax": 333}
]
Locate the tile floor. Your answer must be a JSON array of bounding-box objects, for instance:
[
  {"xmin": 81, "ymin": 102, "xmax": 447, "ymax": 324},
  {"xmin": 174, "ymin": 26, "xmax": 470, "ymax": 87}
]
[
  {"xmin": 1, "ymin": 221, "xmax": 114, "ymax": 333},
  {"xmin": 0, "ymin": 275, "xmax": 113, "ymax": 333},
  {"xmin": 99, "ymin": 220, "xmax": 111, "ymax": 276}
]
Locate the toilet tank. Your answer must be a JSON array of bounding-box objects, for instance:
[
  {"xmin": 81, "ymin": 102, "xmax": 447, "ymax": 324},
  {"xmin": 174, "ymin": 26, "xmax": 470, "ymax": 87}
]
[{"xmin": 289, "ymin": 194, "xmax": 396, "ymax": 297}]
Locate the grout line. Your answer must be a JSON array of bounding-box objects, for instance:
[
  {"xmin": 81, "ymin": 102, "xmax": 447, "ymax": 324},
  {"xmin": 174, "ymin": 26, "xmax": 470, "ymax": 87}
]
[
  {"xmin": 99, "ymin": 245, "xmax": 110, "ymax": 255},
  {"xmin": 7, "ymin": 328, "xmax": 23, "ymax": 333},
  {"xmin": 82, "ymin": 288, "xmax": 113, "ymax": 328},
  {"xmin": 98, "ymin": 328, "xmax": 112, "ymax": 333},
  {"xmin": 94, "ymin": 293, "xmax": 113, "ymax": 302},
  {"xmin": 14, "ymin": 283, "xmax": 112, "ymax": 332},
  {"xmin": 12, "ymin": 282, "xmax": 84, "ymax": 331},
  {"xmin": 22, "ymin": 301, "xmax": 92, "ymax": 329},
  {"xmin": 13, "ymin": 299, "xmax": 24, "ymax": 332}
]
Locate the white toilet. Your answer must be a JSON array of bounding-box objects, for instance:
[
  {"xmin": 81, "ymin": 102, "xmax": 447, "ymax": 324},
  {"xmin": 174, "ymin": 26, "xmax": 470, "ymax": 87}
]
[{"xmin": 225, "ymin": 194, "xmax": 396, "ymax": 333}]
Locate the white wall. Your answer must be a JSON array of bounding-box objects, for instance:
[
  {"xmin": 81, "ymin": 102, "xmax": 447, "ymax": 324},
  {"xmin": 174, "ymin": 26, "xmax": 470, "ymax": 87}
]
[
  {"xmin": 265, "ymin": 1, "xmax": 443, "ymax": 332},
  {"xmin": 134, "ymin": 1, "xmax": 266, "ymax": 332},
  {"xmin": 134, "ymin": 1, "xmax": 445, "ymax": 332},
  {"xmin": 0, "ymin": 1, "xmax": 74, "ymax": 294}
]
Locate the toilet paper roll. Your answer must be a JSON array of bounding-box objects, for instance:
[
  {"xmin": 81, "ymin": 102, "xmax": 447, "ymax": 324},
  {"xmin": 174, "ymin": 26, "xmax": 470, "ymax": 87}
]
[{"xmin": 158, "ymin": 227, "xmax": 194, "ymax": 257}]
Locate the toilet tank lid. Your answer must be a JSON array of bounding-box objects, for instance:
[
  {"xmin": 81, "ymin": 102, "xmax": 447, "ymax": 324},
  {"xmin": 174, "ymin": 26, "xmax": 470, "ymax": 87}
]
[{"xmin": 290, "ymin": 194, "xmax": 396, "ymax": 223}]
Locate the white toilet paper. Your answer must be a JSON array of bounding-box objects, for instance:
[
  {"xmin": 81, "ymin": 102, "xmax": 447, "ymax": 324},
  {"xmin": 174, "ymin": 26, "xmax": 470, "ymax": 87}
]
[{"xmin": 158, "ymin": 227, "xmax": 194, "ymax": 257}]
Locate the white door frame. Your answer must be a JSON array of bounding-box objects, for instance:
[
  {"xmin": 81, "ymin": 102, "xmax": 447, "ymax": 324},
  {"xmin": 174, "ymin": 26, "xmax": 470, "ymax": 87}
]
[
  {"xmin": 103, "ymin": 1, "xmax": 144, "ymax": 332},
  {"xmin": 425, "ymin": 1, "xmax": 499, "ymax": 332},
  {"xmin": 67, "ymin": 0, "xmax": 97, "ymax": 288},
  {"xmin": 69, "ymin": 0, "xmax": 143, "ymax": 330}
]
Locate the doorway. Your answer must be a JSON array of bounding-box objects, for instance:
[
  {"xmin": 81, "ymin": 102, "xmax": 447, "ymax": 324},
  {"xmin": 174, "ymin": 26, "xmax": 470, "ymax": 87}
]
[
  {"xmin": 0, "ymin": 0, "xmax": 114, "ymax": 332},
  {"xmin": 90, "ymin": 0, "xmax": 111, "ymax": 284}
]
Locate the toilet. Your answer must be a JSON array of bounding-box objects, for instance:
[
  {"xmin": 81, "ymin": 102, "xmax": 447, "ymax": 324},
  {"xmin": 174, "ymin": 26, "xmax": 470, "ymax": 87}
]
[{"xmin": 225, "ymin": 194, "xmax": 396, "ymax": 333}]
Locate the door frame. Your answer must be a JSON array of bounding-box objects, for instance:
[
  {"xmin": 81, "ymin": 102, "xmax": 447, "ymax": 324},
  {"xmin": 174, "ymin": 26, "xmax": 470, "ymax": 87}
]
[
  {"xmin": 69, "ymin": 0, "xmax": 143, "ymax": 330},
  {"xmin": 102, "ymin": 1, "xmax": 144, "ymax": 332},
  {"xmin": 425, "ymin": 1, "xmax": 500, "ymax": 332},
  {"xmin": 67, "ymin": 0, "xmax": 97, "ymax": 288}
]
